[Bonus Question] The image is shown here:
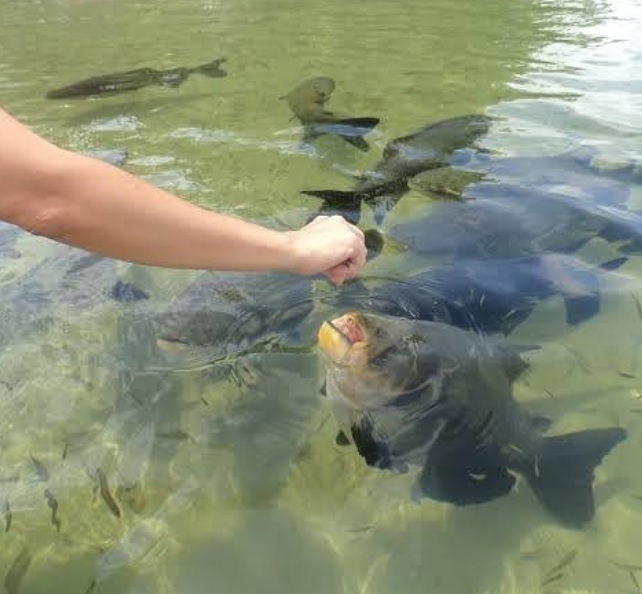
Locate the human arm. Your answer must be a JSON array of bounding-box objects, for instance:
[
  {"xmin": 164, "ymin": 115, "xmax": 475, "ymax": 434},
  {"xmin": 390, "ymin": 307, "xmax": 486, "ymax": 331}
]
[{"xmin": 0, "ymin": 107, "xmax": 366, "ymax": 284}]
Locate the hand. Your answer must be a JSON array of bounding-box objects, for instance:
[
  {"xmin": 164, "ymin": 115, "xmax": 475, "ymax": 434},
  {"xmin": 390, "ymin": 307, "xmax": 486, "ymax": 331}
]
[{"xmin": 284, "ymin": 215, "xmax": 367, "ymax": 285}]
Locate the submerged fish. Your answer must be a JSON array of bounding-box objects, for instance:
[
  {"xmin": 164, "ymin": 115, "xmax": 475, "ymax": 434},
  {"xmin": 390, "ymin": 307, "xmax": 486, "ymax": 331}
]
[
  {"xmin": 152, "ymin": 271, "xmax": 313, "ymax": 354},
  {"xmin": 317, "ymin": 311, "xmax": 626, "ymax": 527},
  {"xmin": 46, "ymin": 57, "xmax": 227, "ymax": 99},
  {"xmin": 4, "ymin": 547, "xmax": 32, "ymax": 594},
  {"xmin": 302, "ymin": 114, "xmax": 491, "ymax": 222},
  {"xmin": 331, "ymin": 253, "xmax": 627, "ymax": 336},
  {"xmin": 281, "ymin": 76, "xmax": 380, "ymax": 152}
]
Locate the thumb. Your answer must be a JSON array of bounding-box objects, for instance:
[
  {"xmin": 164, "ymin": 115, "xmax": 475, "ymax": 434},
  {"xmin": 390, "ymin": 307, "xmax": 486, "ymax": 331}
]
[{"xmin": 323, "ymin": 262, "xmax": 349, "ymax": 286}]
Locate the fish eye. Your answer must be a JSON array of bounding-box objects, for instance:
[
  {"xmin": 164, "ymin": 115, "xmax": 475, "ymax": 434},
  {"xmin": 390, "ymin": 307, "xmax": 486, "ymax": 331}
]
[
  {"xmin": 374, "ymin": 327, "xmax": 386, "ymax": 339},
  {"xmin": 370, "ymin": 346, "xmax": 395, "ymax": 368}
]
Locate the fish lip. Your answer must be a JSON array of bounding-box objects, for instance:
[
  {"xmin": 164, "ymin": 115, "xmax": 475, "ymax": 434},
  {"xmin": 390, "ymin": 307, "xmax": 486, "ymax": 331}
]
[
  {"xmin": 326, "ymin": 319, "xmax": 351, "ymax": 345},
  {"xmin": 330, "ymin": 313, "xmax": 367, "ymax": 346},
  {"xmin": 317, "ymin": 313, "xmax": 367, "ymax": 365}
]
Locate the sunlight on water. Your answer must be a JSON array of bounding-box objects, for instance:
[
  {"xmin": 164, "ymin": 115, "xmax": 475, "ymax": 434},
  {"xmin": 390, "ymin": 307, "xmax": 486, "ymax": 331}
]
[{"xmin": 1, "ymin": 0, "xmax": 642, "ymax": 592}]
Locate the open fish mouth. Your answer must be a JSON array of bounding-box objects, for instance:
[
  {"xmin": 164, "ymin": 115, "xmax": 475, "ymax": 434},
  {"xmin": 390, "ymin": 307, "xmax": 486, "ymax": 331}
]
[{"xmin": 317, "ymin": 313, "xmax": 367, "ymax": 362}]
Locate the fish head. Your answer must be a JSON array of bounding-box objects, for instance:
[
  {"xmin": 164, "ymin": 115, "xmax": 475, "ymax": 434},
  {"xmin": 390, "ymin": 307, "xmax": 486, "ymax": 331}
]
[
  {"xmin": 317, "ymin": 312, "xmax": 439, "ymax": 409},
  {"xmin": 281, "ymin": 76, "xmax": 336, "ymax": 122}
]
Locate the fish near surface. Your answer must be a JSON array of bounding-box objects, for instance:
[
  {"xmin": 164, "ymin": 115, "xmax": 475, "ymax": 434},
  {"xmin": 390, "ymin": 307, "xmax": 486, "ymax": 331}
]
[
  {"xmin": 331, "ymin": 253, "xmax": 627, "ymax": 336},
  {"xmin": 302, "ymin": 114, "xmax": 492, "ymax": 223},
  {"xmin": 317, "ymin": 311, "xmax": 626, "ymax": 527},
  {"xmin": 150, "ymin": 270, "xmax": 315, "ymax": 369},
  {"xmin": 390, "ymin": 175, "xmax": 642, "ymax": 263},
  {"xmin": 46, "ymin": 58, "xmax": 227, "ymax": 99},
  {"xmin": 281, "ymin": 76, "xmax": 380, "ymax": 152}
]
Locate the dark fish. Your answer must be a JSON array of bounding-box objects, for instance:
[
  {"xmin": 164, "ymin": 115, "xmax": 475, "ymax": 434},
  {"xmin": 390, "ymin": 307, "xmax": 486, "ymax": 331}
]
[
  {"xmin": 4, "ymin": 247, "xmax": 148, "ymax": 332},
  {"xmin": 3, "ymin": 499, "xmax": 11, "ymax": 532},
  {"xmin": 330, "ymin": 253, "xmax": 628, "ymax": 336},
  {"xmin": 95, "ymin": 468, "xmax": 121, "ymax": 519},
  {"xmin": 390, "ymin": 170, "xmax": 642, "ymax": 262},
  {"xmin": 108, "ymin": 279, "xmax": 149, "ymax": 303},
  {"xmin": 46, "ymin": 57, "xmax": 226, "ymax": 99},
  {"xmin": 611, "ymin": 560, "xmax": 642, "ymax": 572},
  {"xmin": 631, "ymin": 570, "xmax": 641, "ymax": 594},
  {"xmin": 302, "ymin": 114, "xmax": 491, "ymax": 223},
  {"xmin": 317, "ymin": 312, "xmax": 626, "ymax": 527},
  {"xmin": 546, "ymin": 549, "xmax": 577, "ymax": 575},
  {"xmin": 30, "ymin": 455, "xmax": 48, "ymax": 481},
  {"xmin": 4, "ymin": 547, "xmax": 32, "ymax": 594},
  {"xmin": 149, "ymin": 271, "xmax": 314, "ymax": 369},
  {"xmin": 44, "ymin": 488, "xmax": 61, "ymax": 532},
  {"xmin": 281, "ymin": 76, "xmax": 379, "ymax": 152},
  {"xmin": 540, "ymin": 573, "xmax": 564, "ymax": 587}
]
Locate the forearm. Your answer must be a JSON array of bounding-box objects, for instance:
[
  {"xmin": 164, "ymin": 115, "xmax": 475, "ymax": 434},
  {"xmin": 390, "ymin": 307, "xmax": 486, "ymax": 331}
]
[
  {"xmin": 0, "ymin": 109, "xmax": 297, "ymax": 271},
  {"xmin": 34, "ymin": 152, "xmax": 298, "ymax": 271}
]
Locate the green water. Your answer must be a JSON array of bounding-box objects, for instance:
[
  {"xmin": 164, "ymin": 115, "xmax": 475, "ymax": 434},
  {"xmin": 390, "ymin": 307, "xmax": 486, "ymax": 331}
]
[{"xmin": 1, "ymin": 0, "xmax": 642, "ymax": 592}]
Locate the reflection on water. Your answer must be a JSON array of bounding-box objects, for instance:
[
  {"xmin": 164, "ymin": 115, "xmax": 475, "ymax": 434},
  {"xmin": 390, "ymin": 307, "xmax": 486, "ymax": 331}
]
[{"xmin": 1, "ymin": 0, "xmax": 642, "ymax": 592}]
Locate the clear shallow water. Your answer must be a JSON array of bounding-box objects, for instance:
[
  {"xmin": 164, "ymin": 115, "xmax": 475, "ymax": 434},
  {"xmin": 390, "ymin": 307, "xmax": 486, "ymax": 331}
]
[{"xmin": 1, "ymin": 0, "xmax": 642, "ymax": 593}]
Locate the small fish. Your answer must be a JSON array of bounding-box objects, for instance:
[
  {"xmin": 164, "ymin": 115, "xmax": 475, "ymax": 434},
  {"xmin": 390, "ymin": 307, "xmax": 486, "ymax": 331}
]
[
  {"xmin": 61, "ymin": 442, "xmax": 69, "ymax": 460},
  {"xmin": 519, "ymin": 548, "xmax": 548, "ymax": 561},
  {"xmin": 546, "ymin": 549, "xmax": 577, "ymax": 575},
  {"xmin": 3, "ymin": 499, "xmax": 11, "ymax": 532},
  {"xmin": 155, "ymin": 429, "xmax": 192, "ymax": 442},
  {"xmin": 541, "ymin": 572, "xmax": 564, "ymax": 587},
  {"xmin": 610, "ymin": 559, "xmax": 642, "ymax": 572},
  {"xmin": 633, "ymin": 295, "xmax": 642, "ymax": 319},
  {"xmin": 347, "ymin": 524, "xmax": 373, "ymax": 533},
  {"xmin": 281, "ymin": 76, "xmax": 379, "ymax": 152},
  {"xmin": 4, "ymin": 547, "xmax": 32, "ymax": 594},
  {"xmin": 107, "ymin": 280, "xmax": 149, "ymax": 303},
  {"xmin": 44, "ymin": 489, "xmax": 61, "ymax": 532},
  {"xmin": 631, "ymin": 569, "xmax": 641, "ymax": 594},
  {"xmin": 618, "ymin": 371, "xmax": 636, "ymax": 379},
  {"xmin": 46, "ymin": 58, "xmax": 227, "ymax": 99},
  {"xmin": 30, "ymin": 455, "xmax": 48, "ymax": 481},
  {"xmin": 95, "ymin": 469, "xmax": 121, "ymax": 519},
  {"xmin": 83, "ymin": 579, "xmax": 97, "ymax": 594}
]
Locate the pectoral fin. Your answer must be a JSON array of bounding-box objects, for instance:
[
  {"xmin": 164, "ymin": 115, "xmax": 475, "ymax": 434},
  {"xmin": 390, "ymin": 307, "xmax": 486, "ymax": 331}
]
[{"xmin": 414, "ymin": 430, "xmax": 515, "ymax": 505}]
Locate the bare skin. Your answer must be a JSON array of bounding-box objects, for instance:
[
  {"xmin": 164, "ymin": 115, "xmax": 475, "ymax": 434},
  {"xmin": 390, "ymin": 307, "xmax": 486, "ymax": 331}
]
[{"xmin": 0, "ymin": 107, "xmax": 366, "ymax": 285}]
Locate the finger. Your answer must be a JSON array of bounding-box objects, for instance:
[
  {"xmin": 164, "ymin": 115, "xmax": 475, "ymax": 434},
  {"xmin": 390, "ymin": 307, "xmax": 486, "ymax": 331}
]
[
  {"xmin": 350, "ymin": 242, "xmax": 367, "ymax": 271},
  {"xmin": 324, "ymin": 263, "xmax": 349, "ymax": 286}
]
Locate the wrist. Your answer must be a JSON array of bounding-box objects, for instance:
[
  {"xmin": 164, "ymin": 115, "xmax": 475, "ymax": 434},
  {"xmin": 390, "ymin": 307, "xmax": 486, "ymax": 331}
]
[{"xmin": 279, "ymin": 230, "xmax": 307, "ymax": 275}]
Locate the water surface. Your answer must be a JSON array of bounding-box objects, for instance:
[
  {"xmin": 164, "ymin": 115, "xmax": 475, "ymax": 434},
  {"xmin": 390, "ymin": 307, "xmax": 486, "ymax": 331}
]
[{"xmin": 1, "ymin": 0, "xmax": 642, "ymax": 592}]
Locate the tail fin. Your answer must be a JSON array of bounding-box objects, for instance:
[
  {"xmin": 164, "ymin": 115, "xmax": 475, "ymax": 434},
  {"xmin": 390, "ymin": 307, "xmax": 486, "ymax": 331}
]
[
  {"xmin": 301, "ymin": 189, "xmax": 362, "ymax": 224},
  {"xmin": 301, "ymin": 189, "xmax": 360, "ymax": 206},
  {"xmin": 524, "ymin": 427, "xmax": 626, "ymax": 527},
  {"xmin": 306, "ymin": 117, "xmax": 380, "ymax": 152},
  {"xmin": 562, "ymin": 256, "xmax": 628, "ymax": 325},
  {"xmin": 193, "ymin": 58, "xmax": 227, "ymax": 78},
  {"xmin": 340, "ymin": 135, "xmax": 371, "ymax": 151}
]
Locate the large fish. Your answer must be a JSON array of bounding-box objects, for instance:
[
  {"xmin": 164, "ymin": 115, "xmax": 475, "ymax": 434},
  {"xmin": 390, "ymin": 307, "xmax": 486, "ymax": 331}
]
[
  {"xmin": 332, "ymin": 253, "xmax": 627, "ymax": 336},
  {"xmin": 46, "ymin": 58, "xmax": 226, "ymax": 99},
  {"xmin": 150, "ymin": 270, "xmax": 315, "ymax": 370},
  {"xmin": 301, "ymin": 114, "xmax": 492, "ymax": 222},
  {"xmin": 389, "ymin": 176, "xmax": 642, "ymax": 262},
  {"xmin": 281, "ymin": 76, "xmax": 380, "ymax": 152},
  {"xmin": 0, "ymin": 247, "xmax": 147, "ymax": 353},
  {"xmin": 317, "ymin": 311, "xmax": 626, "ymax": 527}
]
